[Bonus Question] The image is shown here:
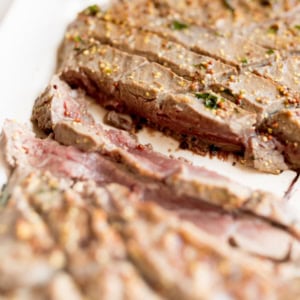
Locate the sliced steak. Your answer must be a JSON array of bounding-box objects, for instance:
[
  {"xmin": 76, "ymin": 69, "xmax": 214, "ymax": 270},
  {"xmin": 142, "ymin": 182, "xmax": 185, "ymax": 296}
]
[
  {"xmin": 29, "ymin": 77, "xmax": 300, "ymax": 239},
  {"xmin": 3, "ymin": 119, "xmax": 300, "ymax": 261},
  {"xmin": 98, "ymin": 2, "xmax": 277, "ymax": 68},
  {"xmin": 60, "ymin": 43, "xmax": 256, "ymax": 153},
  {"xmin": 62, "ymin": 4, "xmax": 272, "ymax": 70},
  {"xmin": 58, "ymin": 15, "xmax": 235, "ymax": 83}
]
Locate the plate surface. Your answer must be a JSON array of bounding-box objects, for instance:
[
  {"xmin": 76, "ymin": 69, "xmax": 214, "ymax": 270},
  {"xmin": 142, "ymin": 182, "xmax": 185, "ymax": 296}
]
[{"xmin": 0, "ymin": 0, "xmax": 298, "ymax": 201}]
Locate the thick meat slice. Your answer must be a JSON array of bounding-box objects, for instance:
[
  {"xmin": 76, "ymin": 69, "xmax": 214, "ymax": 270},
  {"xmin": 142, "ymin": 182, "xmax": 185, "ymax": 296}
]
[
  {"xmin": 211, "ymin": 72, "xmax": 293, "ymax": 122},
  {"xmin": 254, "ymin": 55, "xmax": 300, "ymax": 94},
  {"xmin": 60, "ymin": 43, "xmax": 256, "ymax": 153},
  {"xmin": 60, "ymin": 4, "xmax": 271, "ymax": 70},
  {"xmin": 3, "ymin": 171, "xmax": 279, "ymax": 300},
  {"xmin": 0, "ymin": 184, "xmax": 83, "ymax": 299},
  {"xmin": 244, "ymin": 135, "xmax": 287, "ymax": 173},
  {"xmin": 88, "ymin": 1, "xmax": 281, "ymax": 68},
  {"xmin": 264, "ymin": 109, "xmax": 300, "ymax": 168},
  {"xmin": 58, "ymin": 15, "xmax": 235, "ymax": 82},
  {"xmin": 0, "ymin": 173, "xmax": 163, "ymax": 300}
]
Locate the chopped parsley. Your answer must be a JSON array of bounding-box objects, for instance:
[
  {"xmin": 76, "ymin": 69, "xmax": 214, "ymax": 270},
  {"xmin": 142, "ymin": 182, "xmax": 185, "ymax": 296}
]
[
  {"xmin": 73, "ymin": 35, "xmax": 83, "ymax": 43},
  {"xmin": 194, "ymin": 63, "xmax": 207, "ymax": 70},
  {"xmin": 240, "ymin": 58, "xmax": 248, "ymax": 64},
  {"xmin": 294, "ymin": 25, "xmax": 300, "ymax": 30},
  {"xmin": 266, "ymin": 49, "xmax": 275, "ymax": 55},
  {"xmin": 85, "ymin": 5, "xmax": 101, "ymax": 16},
  {"xmin": 195, "ymin": 92, "xmax": 220, "ymax": 109},
  {"xmin": 215, "ymin": 31, "xmax": 224, "ymax": 37},
  {"xmin": 171, "ymin": 20, "xmax": 189, "ymax": 30}
]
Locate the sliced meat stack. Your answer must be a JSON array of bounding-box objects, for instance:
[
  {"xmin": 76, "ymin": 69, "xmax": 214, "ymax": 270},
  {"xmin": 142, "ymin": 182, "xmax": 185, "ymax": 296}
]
[
  {"xmin": 54, "ymin": 0, "xmax": 300, "ymax": 173},
  {"xmin": 2, "ymin": 0, "xmax": 300, "ymax": 299}
]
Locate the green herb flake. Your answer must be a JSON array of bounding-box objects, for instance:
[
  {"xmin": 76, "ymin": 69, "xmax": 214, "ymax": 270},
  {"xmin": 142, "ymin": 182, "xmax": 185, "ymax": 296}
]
[
  {"xmin": 86, "ymin": 5, "xmax": 101, "ymax": 16},
  {"xmin": 215, "ymin": 31, "xmax": 224, "ymax": 37},
  {"xmin": 294, "ymin": 25, "xmax": 300, "ymax": 30},
  {"xmin": 171, "ymin": 20, "xmax": 189, "ymax": 31},
  {"xmin": 266, "ymin": 49, "xmax": 275, "ymax": 55},
  {"xmin": 195, "ymin": 92, "xmax": 219, "ymax": 109},
  {"xmin": 240, "ymin": 58, "xmax": 248, "ymax": 64},
  {"xmin": 73, "ymin": 35, "xmax": 83, "ymax": 43},
  {"xmin": 194, "ymin": 63, "xmax": 207, "ymax": 70}
]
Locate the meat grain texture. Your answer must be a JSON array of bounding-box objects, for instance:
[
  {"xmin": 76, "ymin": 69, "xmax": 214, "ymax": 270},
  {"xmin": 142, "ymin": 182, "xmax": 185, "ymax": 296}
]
[{"xmin": 2, "ymin": 0, "xmax": 300, "ymax": 299}]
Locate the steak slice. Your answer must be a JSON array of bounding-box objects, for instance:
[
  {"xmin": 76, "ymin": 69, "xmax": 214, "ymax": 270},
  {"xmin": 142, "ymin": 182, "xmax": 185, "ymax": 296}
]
[
  {"xmin": 1, "ymin": 170, "xmax": 279, "ymax": 300},
  {"xmin": 59, "ymin": 16, "xmax": 297, "ymax": 122},
  {"xmin": 58, "ymin": 15, "xmax": 236, "ymax": 83},
  {"xmin": 98, "ymin": 4, "xmax": 273, "ymax": 69},
  {"xmin": 60, "ymin": 43, "xmax": 256, "ymax": 153},
  {"xmin": 30, "ymin": 77, "xmax": 300, "ymax": 239},
  {"xmin": 60, "ymin": 44, "xmax": 290, "ymax": 172},
  {"xmin": 4, "ymin": 118, "xmax": 300, "ymax": 261}
]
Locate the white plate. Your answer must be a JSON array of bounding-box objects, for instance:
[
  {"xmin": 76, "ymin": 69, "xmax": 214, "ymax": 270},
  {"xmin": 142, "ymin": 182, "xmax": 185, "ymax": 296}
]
[{"xmin": 0, "ymin": 0, "xmax": 298, "ymax": 200}]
